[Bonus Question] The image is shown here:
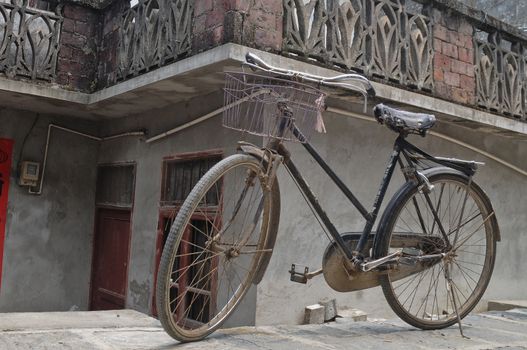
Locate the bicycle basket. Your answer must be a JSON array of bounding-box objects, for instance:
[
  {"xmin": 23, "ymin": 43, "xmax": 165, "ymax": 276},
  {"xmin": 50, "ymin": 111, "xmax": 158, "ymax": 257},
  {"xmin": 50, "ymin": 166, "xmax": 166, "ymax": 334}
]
[{"xmin": 223, "ymin": 72, "xmax": 326, "ymax": 143}]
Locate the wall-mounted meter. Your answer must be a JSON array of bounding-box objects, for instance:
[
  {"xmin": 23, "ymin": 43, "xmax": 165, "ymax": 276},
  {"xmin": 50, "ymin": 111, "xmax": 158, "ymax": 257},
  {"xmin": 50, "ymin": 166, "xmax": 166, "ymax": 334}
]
[{"xmin": 19, "ymin": 161, "xmax": 40, "ymax": 187}]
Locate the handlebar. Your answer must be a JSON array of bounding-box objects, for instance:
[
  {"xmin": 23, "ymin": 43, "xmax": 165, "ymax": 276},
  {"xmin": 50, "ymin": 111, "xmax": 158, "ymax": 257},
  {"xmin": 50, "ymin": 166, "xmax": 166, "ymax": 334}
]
[{"xmin": 245, "ymin": 52, "xmax": 376, "ymax": 98}]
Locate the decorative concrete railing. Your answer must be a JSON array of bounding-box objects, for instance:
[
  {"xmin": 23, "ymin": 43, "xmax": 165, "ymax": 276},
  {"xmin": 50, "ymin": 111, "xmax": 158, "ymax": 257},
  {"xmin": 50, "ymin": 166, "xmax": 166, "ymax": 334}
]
[
  {"xmin": 283, "ymin": 0, "xmax": 434, "ymax": 91},
  {"xmin": 474, "ymin": 27, "xmax": 526, "ymax": 119},
  {"xmin": 115, "ymin": 0, "xmax": 192, "ymax": 81},
  {"xmin": 0, "ymin": 0, "xmax": 62, "ymax": 81}
]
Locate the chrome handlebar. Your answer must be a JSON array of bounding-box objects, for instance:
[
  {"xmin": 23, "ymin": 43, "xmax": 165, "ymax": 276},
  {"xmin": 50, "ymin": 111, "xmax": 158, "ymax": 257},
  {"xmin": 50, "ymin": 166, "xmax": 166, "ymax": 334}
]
[{"xmin": 245, "ymin": 52, "xmax": 376, "ymax": 98}]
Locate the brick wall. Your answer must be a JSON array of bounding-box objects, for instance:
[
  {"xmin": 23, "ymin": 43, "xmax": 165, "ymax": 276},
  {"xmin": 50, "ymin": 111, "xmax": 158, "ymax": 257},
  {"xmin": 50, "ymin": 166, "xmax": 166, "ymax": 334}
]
[
  {"xmin": 432, "ymin": 9, "xmax": 476, "ymax": 105},
  {"xmin": 56, "ymin": 4, "xmax": 100, "ymax": 92},
  {"xmin": 193, "ymin": 0, "xmax": 283, "ymax": 53},
  {"xmin": 97, "ymin": 0, "xmax": 128, "ymax": 89}
]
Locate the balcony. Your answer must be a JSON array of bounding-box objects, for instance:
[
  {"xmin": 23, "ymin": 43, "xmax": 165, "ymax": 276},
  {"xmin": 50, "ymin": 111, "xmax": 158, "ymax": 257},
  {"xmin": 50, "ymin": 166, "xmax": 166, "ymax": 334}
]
[{"xmin": 0, "ymin": 0, "xmax": 525, "ymax": 131}]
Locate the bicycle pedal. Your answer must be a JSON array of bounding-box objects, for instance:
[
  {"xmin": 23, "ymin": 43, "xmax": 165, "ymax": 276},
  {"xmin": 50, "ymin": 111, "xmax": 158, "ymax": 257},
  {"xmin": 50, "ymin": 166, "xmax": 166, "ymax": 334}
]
[{"xmin": 289, "ymin": 264, "xmax": 309, "ymax": 284}]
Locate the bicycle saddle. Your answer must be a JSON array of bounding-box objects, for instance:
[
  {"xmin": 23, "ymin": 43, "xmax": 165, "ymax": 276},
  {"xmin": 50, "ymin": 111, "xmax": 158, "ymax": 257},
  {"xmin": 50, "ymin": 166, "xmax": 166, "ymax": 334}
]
[{"xmin": 373, "ymin": 104, "xmax": 436, "ymax": 136}]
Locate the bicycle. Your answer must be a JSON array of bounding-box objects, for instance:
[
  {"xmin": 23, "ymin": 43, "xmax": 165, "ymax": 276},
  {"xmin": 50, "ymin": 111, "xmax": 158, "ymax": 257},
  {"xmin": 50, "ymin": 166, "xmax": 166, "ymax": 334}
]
[{"xmin": 155, "ymin": 52, "xmax": 500, "ymax": 342}]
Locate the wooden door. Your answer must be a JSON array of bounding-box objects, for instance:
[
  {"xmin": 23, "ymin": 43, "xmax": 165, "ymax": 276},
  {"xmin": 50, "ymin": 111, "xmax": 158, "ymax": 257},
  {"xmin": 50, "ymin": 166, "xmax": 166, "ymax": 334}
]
[{"xmin": 90, "ymin": 208, "xmax": 131, "ymax": 310}]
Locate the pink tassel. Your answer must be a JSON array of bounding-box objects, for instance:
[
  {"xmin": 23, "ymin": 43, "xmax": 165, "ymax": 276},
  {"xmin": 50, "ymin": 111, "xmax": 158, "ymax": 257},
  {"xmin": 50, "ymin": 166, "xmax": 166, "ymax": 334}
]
[{"xmin": 315, "ymin": 94, "xmax": 326, "ymax": 133}]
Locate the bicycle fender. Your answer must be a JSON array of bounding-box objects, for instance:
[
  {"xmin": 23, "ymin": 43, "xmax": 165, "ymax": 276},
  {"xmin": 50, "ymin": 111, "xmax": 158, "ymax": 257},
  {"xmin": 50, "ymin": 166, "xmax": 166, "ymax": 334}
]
[
  {"xmin": 373, "ymin": 167, "xmax": 500, "ymax": 259},
  {"xmin": 237, "ymin": 142, "xmax": 270, "ymax": 163}
]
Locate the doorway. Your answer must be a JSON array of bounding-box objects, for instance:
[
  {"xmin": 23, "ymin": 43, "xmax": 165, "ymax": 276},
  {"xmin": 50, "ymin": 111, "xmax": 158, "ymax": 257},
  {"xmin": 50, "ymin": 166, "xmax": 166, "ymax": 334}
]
[{"xmin": 90, "ymin": 163, "xmax": 135, "ymax": 310}]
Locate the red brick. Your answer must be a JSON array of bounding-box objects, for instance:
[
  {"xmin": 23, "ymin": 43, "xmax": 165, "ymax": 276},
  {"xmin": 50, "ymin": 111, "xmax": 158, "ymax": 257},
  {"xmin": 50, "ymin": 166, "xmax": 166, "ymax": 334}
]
[
  {"xmin": 448, "ymin": 30, "xmax": 462, "ymax": 46},
  {"xmin": 206, "ymin": 8, "xmax": 226, "ymax": 27},
  {"xmin": 212, "ymin": 25, "xmax": 224, "ymax": 44},
  {"xmin": 254, "ymin": 28, "xmax": 281, "ymax": 51},
  {"xmin": 460, "ymin": 75, "xmax": 476, "ymax": 92},
  {"xmin": 63, "ymin": 5, "xmax": 88, "ymax": 22},
  {"xmin": 442, "ymin": 42, "xmax": 458, "ymax": 59},
  {"xmin": 194, "ymin": 0, "xmax": 213, "ymax": 16},
  {"xmin": 462, "ymin": 34, "xmax": 474, "ymax": 49},
  {"xmin": 224, "ymin": 0, "xmax": 250, "ymax": 12},
  {"xmin": 57, "ymin": 58, "xmax": 83, "ymax": 73},
  {"xmin": 62, "ymin": 18, "xmax": 75, "ymax": 33},
  {"xmin": 61, "ymin": 32, "xmax": 88, "ymax": 48},
  {"xmin": 458, "ymin": 47, "xmax": 473, "ymax": 63},
  {"xmin": 451, "ymin": 60, "xmax": 471, "ymax": 75},
  {"xmin": 75, "ymin": 21, "xmax": 94, "ymax": 36},
  {"xmin": 433, "ymin": 38, "xmax": 442, "ymax": 52},
  {"xmin": 451, "ymin": 87, "xmax": 474, "ymax": 104},
  {"xmin": 434, "ymin": 68, "xmax": 444, "ymax": 82},
  {"xmin": 444, "ymin": 71, "xmax": 460, "ymax": 87},
  {"xmin": 459, "ymin": 20, "xmax": 473, "ymax": 35},
  {"xmin": 249, "ymin": 9, "xmax": 278, "ymax": 30},
  {"xmin": 253, "ymin": 0, "xmax": 283, "ymax": 14},
  {"xmin": 58, "ymin": 46, "xmax": 73, "ymax": 60},
  {"xmin": 434, "ymin": 53, "xmax": 451, "ymax": 70},
  {"xmin": 56, "ymin": 72, "xmax": 71, "ymax": 86},
  {"xmin": 434, "ymin": 24, "xmax": 448, "ymax": 41},
  {"xmin": 434, "ymin": 81, "xmax": 450, "ymax": 99}
]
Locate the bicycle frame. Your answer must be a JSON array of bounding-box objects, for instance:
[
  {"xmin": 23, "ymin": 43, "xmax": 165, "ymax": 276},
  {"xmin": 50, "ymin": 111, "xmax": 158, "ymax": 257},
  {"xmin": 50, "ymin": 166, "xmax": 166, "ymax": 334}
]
[{"xmin": 270, "ymin": 124, "xmax": 477, "ymax": 262}]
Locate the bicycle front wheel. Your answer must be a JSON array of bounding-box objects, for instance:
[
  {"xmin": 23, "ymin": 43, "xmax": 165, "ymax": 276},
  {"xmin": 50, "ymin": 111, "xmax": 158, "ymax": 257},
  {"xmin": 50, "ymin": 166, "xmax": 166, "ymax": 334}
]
[
  {"xmin": 156, "ymin": 154, "xmax": 280, "ymax": 342},
  {"xmin": 373, "ymin": 172, "xmax": 498, "ymax": 329}
]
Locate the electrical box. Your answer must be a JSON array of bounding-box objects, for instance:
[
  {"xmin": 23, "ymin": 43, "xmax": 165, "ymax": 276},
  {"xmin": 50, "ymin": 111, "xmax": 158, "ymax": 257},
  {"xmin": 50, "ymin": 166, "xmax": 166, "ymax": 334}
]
[{"xmin": 19, "ymin": 161, "xmax": 40, "ymax": 187}]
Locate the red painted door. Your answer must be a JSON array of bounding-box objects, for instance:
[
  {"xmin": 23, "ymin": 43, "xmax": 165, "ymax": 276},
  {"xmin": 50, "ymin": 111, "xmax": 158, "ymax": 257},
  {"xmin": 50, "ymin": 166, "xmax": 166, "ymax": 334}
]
[{"xmin": 90, "ymin": 208, "xmax": 131, "ymax": 310}]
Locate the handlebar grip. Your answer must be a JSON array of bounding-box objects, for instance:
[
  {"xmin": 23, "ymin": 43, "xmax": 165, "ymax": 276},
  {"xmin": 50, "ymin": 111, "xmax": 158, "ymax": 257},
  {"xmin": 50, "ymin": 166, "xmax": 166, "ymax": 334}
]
[{"xmin": 246, "ymin": 52, "xmax": 257, "ymax": 65}]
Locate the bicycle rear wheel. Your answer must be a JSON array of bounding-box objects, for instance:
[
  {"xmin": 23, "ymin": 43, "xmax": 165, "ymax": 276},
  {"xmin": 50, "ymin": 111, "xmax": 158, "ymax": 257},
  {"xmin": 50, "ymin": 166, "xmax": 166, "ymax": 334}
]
[
  {"xmin": 156, "ymin": 154, "xmax": 280, "ymax": 342},
  {"xmin": 373, "ymin": 172, "xmax": 498, "ymax": 329}
]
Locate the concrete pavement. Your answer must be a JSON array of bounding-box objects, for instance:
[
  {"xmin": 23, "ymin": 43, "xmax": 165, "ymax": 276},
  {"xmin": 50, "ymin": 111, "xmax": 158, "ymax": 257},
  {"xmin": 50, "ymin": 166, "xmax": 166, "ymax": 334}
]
[{"xmin": 1, "ymin": 308, "xmax": 527, "ymax": 349}]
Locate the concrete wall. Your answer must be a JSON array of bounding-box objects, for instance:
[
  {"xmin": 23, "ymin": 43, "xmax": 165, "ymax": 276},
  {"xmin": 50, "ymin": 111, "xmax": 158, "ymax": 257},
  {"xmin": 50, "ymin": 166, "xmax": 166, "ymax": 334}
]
[
  {"xmin": 461, "ymin": 0, "xmax": 527, "ymax": 30},
  {"xmin": 0, "ymin": 109, "xmax": 99, "ymax": 311}
]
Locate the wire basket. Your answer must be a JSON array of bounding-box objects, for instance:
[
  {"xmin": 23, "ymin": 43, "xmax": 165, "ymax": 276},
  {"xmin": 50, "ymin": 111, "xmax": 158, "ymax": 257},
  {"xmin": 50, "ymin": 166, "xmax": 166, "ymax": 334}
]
[{"xmin": 223, "ymin": 72, "xmax": 326, "ymax": 143}]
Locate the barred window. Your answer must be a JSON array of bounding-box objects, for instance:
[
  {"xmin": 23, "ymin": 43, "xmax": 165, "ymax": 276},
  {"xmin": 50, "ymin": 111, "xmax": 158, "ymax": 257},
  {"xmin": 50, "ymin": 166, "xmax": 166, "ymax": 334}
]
[{"xmin": 161, "ymin": 154, "xmax": 221, "ymax": 207}]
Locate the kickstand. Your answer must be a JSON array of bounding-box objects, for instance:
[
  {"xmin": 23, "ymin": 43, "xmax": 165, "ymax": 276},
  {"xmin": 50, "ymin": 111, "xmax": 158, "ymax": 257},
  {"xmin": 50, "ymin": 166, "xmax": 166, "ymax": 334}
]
[{"xmin": 446, "ymin": 264, "xmax": 469, "ymax": 339}]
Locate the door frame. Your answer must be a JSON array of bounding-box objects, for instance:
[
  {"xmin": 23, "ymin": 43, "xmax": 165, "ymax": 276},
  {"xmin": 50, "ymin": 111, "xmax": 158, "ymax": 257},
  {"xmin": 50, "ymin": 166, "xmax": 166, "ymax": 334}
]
[
  {"xmin": 89, "ymin": 162, "xmax": 136, "ymax": 310},
  {"xmin": 152, "ymin": 150, "xmax": 223, "ymax": 316}
]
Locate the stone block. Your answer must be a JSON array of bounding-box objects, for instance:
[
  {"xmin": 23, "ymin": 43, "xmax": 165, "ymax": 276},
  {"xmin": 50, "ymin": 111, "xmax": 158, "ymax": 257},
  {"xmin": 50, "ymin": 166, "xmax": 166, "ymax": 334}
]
[
  {"xmin": 304, "ymin": 304, "xmax": 325, "ymax": 324},
  {"xmin": 338, "ymin": 308, "xmax": 368, "ymax": 322},
  {"xmin": 319, "ymin": 299, "xmax": 337, "ymax": 321}
]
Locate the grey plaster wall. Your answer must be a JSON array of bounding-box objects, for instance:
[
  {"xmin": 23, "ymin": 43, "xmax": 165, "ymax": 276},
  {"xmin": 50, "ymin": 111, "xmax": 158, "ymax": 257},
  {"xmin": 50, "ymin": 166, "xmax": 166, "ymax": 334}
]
[
  {"xmin": 97, "ymin": 92, "xmax": 526, "ymax": 326},
  {"xmin": 461, "ymin": 0, "xmax": 527, "ymax": 30},
  {"xmin": 0, "ymin": 109, "xmax": 99, "ymax": 312}
]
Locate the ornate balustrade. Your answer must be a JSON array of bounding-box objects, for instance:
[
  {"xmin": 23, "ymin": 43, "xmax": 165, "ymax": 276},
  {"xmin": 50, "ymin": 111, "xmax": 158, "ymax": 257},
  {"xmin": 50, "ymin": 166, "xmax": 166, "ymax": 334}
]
[
  {"xmin": 474, "ymin": 29, "xmax": 526, "ymax": 120},
  {"xmin": 283, "ymin": 0, "xmax": 434, "ymax": 91},
  {"xmin": 116, "ymin": 0, "xmax": 192, "ymax": 81},
  {"xmin": 0, "ymin": 0, "xmax": 62, "ymax": 81}
]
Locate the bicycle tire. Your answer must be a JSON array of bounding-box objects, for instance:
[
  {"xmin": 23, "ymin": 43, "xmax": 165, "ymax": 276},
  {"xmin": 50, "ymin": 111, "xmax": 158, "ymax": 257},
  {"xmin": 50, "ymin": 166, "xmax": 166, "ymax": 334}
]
[
  {"xmin": 373, "ymin": 170, "xmax": 498, "ymax": 329},
  {"xmin": 156, "ymin": 154, "xmax": 280, "ymax": 342}
]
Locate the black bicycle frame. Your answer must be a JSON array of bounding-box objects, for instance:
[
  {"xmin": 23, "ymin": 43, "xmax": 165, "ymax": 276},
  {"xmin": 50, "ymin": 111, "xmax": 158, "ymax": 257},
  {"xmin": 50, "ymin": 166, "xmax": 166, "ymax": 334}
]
[{"xmin": 275, "ymin": 125, "xmax": 475, "ymax": 261}]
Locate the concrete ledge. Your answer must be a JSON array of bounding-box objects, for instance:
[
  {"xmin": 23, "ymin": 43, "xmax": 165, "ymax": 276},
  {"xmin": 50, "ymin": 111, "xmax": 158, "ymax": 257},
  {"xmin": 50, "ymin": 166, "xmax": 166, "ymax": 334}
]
[
  {"xmin": 0, "ymin": 309, "xmax": 160, "ymax": 331},
  {"xmin": 0, "ymin": 42, "xmax": 526, "ymax": 136},
  {"xmin": 488, "ymin": 300, "xmax": 527, "ymax": 312}
]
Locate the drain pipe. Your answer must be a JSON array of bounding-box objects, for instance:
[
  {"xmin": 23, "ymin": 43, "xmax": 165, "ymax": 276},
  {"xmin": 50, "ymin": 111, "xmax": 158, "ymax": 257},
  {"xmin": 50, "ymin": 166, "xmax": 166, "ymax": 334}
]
[
  {"xmin": 145, "ymin": 90, "xmax": 270, "ymax": 143},
  {"xmin": 28, "ymin": 124, "xmax": 145, "ymax": 195},
  {"xmin": 327, "ymin": 107, "xmax": 527, "ymax": 178}
]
